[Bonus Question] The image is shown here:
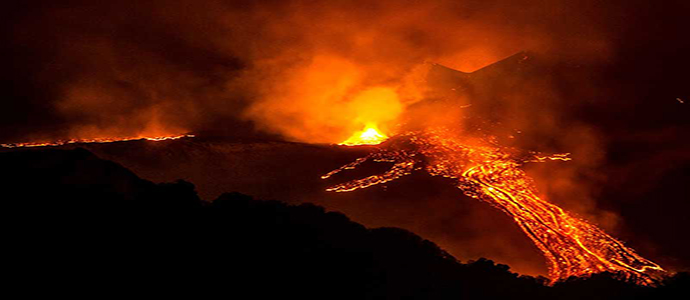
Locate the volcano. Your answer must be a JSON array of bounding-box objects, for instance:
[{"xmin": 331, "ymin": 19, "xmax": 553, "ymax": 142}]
[
  {"xmin": 1, "ymin": 52, "xmax": 688, "ymax": 279},
  {"xmin": 4, "ymin": 1, "xmax": 690, "ymax": 297}
]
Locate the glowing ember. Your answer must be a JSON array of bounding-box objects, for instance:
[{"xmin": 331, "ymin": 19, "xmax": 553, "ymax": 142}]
[
  {"xmin": 0, "ymin": 134, "xmax": 194, "ymax": 148},
  {"xmin": 323, "ymin": 128, "xmax": 664, "ymax": 285},
  {"xmin": 339, "ymin": 124, "xmax": 389, "ymax": 146}
]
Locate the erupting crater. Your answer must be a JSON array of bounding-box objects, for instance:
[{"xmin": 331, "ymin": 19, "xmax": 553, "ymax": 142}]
[{"xmin": 340, "ymin": 124, "xmax": 389, "ymax": 146}]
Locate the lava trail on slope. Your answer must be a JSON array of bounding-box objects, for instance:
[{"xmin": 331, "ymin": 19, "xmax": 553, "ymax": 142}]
[
  {"xmin": 0, "ymin": 134, "xmax": 195, "ymax": 149},
  {"xmin": 323, "ymin": 128, "xmax": 665, "ymax": 285}
]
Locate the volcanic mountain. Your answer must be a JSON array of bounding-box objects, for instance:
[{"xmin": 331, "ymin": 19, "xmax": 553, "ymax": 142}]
[{"xmin": 1, "ymin": 53, "xmax": 688, "ymax": 278}]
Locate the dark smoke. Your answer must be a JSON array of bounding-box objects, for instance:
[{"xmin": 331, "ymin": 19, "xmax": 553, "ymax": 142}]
[{"xmin": 4, "ymin": 0, "xmax": 685, "ymax": 143}]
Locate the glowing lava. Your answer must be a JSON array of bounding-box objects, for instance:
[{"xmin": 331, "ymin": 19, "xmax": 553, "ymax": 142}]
[
  {"xmin": 323, "ymin": 128, "xmax": 664, "ymax": 285},
  {"xmin": 0, "ymin": 134, "xmax": 195, "ymax": 148},
  {"xmin": 339, "ymin": 124, "xmax": 389, "ymax": 146}
]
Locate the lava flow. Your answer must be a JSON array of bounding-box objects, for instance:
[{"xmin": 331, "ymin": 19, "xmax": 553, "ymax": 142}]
[
  {"xmin": 323, "ymin": 128, "xmax": 664, "ymax": 285},
  {"xmin": 0, "ymin": 134, "xmax": 195, "ymax": 148}
]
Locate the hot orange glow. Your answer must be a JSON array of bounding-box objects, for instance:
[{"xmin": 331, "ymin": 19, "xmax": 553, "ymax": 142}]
[
  {"xmin": 323, "ymin": 128, "xmax": 665, "ymax": 285},
  {"xmin": 243, "ymin": 55, "xmax": 407, "ymax": 144},
  {"xmin": 0, "ymin": 134, "xmax": 194, "ymax": 148},
  {"xmin": 340, "ymin": 124, "xmax": 389, "ymax": 146}
]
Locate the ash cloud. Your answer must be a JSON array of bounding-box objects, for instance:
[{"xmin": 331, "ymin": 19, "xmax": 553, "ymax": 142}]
[{"xmin": 3, "ymin": 0, "xmax": 623, "ymax": 143}]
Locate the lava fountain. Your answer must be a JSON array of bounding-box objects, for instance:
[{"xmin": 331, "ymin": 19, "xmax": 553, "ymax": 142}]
[
  {"xmin": 340, "ymin": 123, "xmax": 389, "ymax": 146},
  {"xmin": 323, "ymin": 128, "xmax": 665, "ymax": 285}
]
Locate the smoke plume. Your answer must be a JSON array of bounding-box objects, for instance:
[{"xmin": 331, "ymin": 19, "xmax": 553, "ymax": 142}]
[{"xmin": 3, "ymin": 0, "xmax": 623, "ymax": 143}]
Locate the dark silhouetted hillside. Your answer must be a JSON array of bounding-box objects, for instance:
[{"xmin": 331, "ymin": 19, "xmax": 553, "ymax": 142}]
[{"xmin": 1, "ymin": 148, "xmax": 687, "ymax": 299}]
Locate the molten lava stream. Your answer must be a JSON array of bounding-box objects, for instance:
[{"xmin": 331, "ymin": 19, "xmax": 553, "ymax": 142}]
[
  {"xmin": 0, "ymin": 134, "xmax": 194, "ymax": 148},
  {"xmin": 460, "ymin": 161, "xmax": 663, "ymax": 284},
  {"xmin": 324, "ymin": 128, "xmax": 664, "ymax": 285}
]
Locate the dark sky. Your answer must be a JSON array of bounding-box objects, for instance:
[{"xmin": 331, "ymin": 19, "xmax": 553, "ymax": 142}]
[{"xmin": 1, "ymin": 0, "xmax": 689, "ymax": 275}]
